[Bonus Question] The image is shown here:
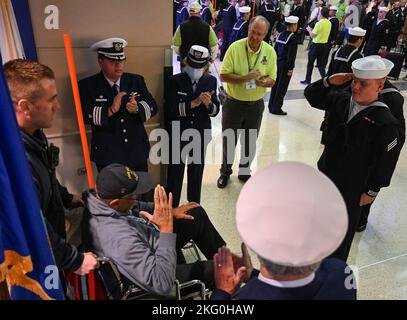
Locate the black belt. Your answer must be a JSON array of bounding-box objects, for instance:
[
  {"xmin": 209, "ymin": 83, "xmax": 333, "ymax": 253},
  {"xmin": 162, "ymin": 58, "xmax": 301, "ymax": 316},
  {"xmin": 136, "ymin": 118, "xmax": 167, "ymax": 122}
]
[{"xmin": 226, "ymin": 96, "xmax": 264, "ymax": 105}]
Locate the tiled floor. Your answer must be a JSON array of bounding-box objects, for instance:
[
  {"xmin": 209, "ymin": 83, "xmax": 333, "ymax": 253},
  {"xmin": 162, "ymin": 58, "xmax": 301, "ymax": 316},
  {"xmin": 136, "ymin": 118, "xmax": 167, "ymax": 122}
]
[{"xmin": 175, "ymin": 40, "xmax": 407, "ymax": 299}]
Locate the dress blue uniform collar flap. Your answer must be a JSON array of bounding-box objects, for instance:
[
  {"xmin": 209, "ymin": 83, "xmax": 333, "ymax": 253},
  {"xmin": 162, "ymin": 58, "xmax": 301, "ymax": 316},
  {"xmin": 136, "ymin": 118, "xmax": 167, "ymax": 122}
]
[{"xmin": 276, "ymin": 32, "xmax": 294, "ymax": 45}]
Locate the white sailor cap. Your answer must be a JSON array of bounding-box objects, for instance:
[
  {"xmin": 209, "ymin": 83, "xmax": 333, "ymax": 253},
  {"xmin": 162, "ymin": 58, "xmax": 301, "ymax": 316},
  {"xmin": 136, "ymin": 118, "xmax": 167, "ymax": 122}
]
[
  {"xmin": 352, "ymin": 55, "xmax": 394, "ymax": 79},
  {"xmin": 379, "ymin": 6, "xmax": 389, "ymax": 12},
  {"xmin": 329, "ymin": 5, "xmax": 338, "ymax": 11},
  {"xmin": 189, "ymin": 1, "xmax": 202, "ymax": 13},
  {"xmin": 349, "ymin": 27, "xmax": 366, "ymax": 37},
  {"xmin": 285, "ymin": 15, "xmax": 299, "ymax": 24},
  {"xmin": 239, "ymin": 6, "xmax": 251, "ymax": 14},
  {"xmin": 90, "ymin": 38, "xmax": 127, "ymax": 61},
  {"xmin": 186, "ymin": 45, "xmax": 210, "ymax": 68},
  {"xmin": 236, "ymin": 162, "xmax": 348, "ymax": 267}
]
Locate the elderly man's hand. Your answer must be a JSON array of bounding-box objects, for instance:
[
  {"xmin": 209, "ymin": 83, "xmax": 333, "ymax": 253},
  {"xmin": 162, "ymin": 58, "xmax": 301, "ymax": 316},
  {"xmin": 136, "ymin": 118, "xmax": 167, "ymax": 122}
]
[
  {"xmin": 244, "ymin": 70, "xmax": 261, "ymax": 82},
  {"xmin": 140, "ymin": 185, "xmax": 174, "ymax": 233},
  {"xmin": 328, "ymin": 73, "xmax": 353, "ymax": 86},
  {"xmin": 231, "ymin": 243, "xmax": 253, "ymax": 283},
  {"xmin": 255, "ymin": 75, "xmax": 273, "ymax": 87},
  {"xmin": 214, "ymin": 246, "xmax": 246, "ymax": 295},
  {"xmin": 172, "ymin": 202, "xmax": 200, "ymax": 220}
]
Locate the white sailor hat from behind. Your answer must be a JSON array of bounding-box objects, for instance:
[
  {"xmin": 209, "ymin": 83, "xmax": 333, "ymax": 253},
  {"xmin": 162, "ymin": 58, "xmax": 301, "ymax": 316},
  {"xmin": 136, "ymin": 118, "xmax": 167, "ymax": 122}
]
[
  {"xmin": 186, "ymin": 45, "xmax": 210, "ymax": 68},
  {"xmin": 379, "ymin": 6, "xmax": 389, "ymax": 12},
  {"xmin": 236, "ymin": 161, "xmax": 348, "ymax": 267},
  {"xmin": 352, "ymin": 55, "xmax": 394, "ymax": 79},
  {"xmin": 348, "ymin": 27, "xmax": 366, "ymax": 37},
  {"xmin": 189, "ymin": 1, "xmax": 202, "ymax": 13},
  {"xmin": 285, "ymin": 15, "xmax": 299, "ymax": 24},
  {"xmin": 329, "ymin": 5, "xmax": 338, "ymax": 11},
  {"xmin": 91, "ymin": 38, "xmax": 128, "ymax": 61},
  {"xmin": 239, "ymin": 6, "xmax": 251, "ymax": 14}
]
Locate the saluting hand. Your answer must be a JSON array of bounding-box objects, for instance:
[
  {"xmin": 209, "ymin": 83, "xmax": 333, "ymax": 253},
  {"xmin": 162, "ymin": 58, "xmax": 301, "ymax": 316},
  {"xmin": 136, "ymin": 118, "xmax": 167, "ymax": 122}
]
[
  {"xmin": 139, "ymin": 185, "xmax": 173, "ymax": 233},
  {"xmin": 328, "ymin": 73, "xmax": 353, "ymax": 86}
]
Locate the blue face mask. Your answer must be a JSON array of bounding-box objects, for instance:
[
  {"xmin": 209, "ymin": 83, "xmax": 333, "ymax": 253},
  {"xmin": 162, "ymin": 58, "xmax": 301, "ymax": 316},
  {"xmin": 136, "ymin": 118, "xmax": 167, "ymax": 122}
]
[{"xmin": 185, "ymin": 66, "xmax": 204, "ymax": 81}]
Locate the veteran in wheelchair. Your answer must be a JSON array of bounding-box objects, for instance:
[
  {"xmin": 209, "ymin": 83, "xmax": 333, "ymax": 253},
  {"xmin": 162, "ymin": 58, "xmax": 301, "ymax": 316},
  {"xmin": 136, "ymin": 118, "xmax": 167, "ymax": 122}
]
[{"xmin": 81, "ymin": 163, "xmax": 226, "ymax": 299}]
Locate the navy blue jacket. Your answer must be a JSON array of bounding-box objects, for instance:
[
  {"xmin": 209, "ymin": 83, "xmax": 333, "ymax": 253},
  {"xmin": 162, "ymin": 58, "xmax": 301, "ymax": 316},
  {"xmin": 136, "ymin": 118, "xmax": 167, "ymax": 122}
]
[
  {"xmin": 220, "ymin": 4, "xmax": 237, "ymax": 35},
  {"xmin": 201, "ymin": 5, "xmax": 212, "ymax": 25},
  {"xmin": 229, "ymin": 19, "xmax": 249, "ymax": 44},
  {"xmin": 168, "ymin": 72, "xmax": 220, "ymax": 132},
  {"xmin": 78, "ymin": 72, "xmax": 157, "ymax": 170},
  {"xmin": 211, "ymin": 258, "xmax": 357, "ymax": 300},
  {"xmin": 275, "ymin": 30, "xmax": 298, "ymax": 70}
]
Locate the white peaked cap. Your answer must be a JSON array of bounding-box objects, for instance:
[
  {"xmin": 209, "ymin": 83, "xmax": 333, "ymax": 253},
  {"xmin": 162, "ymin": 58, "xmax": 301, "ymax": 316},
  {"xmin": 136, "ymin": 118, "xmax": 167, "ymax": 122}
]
[
  {"xmin": 349, "ymin": 27, "xmax": 366, "ymax": 36},
  {"xmin": 379, "ymin": 6, "xmax": 389, "ymax": 12},
  {"xmin": 285, "ymin": 15, "xmax": 299, "ymax": 24},
  {"xmin": 329, "ymin": 5, "xmax": 338, "ymax": 11},
  {"xmin": 352, "ymin": 55, "xmax": 394, "ymax": 79},
  {"xmin": 90, "ymin": 38, "xmax": 128, "ymax": 61},
  {"xmin": 236, "ymin": 162, "xmax": 348, "ymax": 267},
  {"xmin": 239, "ymin": 6, "xmax": 251, "ymax": 13}
]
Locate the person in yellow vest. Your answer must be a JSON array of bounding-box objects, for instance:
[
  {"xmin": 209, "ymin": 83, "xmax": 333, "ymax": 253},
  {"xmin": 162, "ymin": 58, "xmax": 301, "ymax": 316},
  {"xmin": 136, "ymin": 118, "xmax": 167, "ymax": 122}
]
[
  {"xmin": 217, "ymin": 16, "xmax": 277, "ymax": 188},
  {"xmin": 300, "ymin": 7, "xmax": 332, "ymax": 85}
]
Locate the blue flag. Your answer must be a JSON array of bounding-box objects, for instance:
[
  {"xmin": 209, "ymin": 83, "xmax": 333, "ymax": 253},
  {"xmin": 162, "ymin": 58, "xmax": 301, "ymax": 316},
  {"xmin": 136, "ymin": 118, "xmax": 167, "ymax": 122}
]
[{"xmin": 0, "ymin": 54, "xmax": 64, "ymax": 300}]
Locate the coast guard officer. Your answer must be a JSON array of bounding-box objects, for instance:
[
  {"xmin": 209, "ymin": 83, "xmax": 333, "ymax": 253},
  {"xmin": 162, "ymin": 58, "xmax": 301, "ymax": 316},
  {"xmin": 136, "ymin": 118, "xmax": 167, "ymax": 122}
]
[
  {"xmin": 268, "ymin": 15, "xmax": 299, "ymax": 115},
  {"xmin": 78, "ymin": 38, "xmax": 158, "ymax": 172},
  {"xmin": 229, "ymin": 6, "xmax": 251, "ymax": 45},
  {"xmin": 166, "ymin": 46, "xmax": 220, "ymax": 207}
]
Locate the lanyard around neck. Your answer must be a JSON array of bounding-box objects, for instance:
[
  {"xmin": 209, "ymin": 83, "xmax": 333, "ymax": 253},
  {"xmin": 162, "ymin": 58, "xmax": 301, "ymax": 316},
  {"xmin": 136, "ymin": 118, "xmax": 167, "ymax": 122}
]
[{"xmin": 246, "ymin": 44, "xmax": 262, "ymax": 72}]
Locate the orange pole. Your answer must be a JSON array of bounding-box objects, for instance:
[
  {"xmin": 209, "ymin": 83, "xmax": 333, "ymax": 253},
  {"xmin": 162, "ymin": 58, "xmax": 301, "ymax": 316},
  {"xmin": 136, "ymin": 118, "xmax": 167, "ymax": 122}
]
[{"xmin": 63, "ymin": 34, "xmax": 95, "ymax": 189}]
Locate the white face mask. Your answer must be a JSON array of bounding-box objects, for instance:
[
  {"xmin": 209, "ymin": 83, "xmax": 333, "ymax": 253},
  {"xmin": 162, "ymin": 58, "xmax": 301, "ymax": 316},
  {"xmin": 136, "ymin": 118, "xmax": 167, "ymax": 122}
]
[{"xmin": 185, "ymin": 66, "xmax": 204, "ymax": 81}]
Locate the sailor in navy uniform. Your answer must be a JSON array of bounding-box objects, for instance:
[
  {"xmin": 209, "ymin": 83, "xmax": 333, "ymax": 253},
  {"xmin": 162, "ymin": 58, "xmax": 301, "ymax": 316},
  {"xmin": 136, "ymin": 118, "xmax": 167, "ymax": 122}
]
[
  {"xmin": 364, "ymin": 7, "xmax": 391, "ymax": 56},
  {"xmin": 268, "ymin": 16, "xmax": 299, "ymax": 115},
  {"xmin": 167, "ymin": 45, "xmax": 220, "ymax": 207},
  {"xmin": 78, "ymin": 38, "xmax": 157, "ymax": 172},
  {"xmin": 357, "ymin": 79, "xmax": 405, "ymax": 232},
  {"xmin": 176, "ymin": 0, "xmax": 190, "ymax": 29},
  {"xmin": 229, "ymin": 6, "xmax": 251, "ymax": 45},
  {"xmin": 387, "ymin": 2, "xmax": 405, "ymax": 49},
  {"xmin": 328, "ymin": 27, "xmax": 365, "ymax": 76},
  {"xmin": 201, "ymin": 0, "xmax": 212, "ymax": 25},
  {"xmin": 212, "ymin": 162, "xmax": 357, "ymax": 300},
  {"xmin": 258, "ymin": 0, "xmax": 280, "ymax": 43},
  {"xmin": 305, "ymin": 56, "xmax": 401, "ymax": 261},
  {"xmin": 321, "ymin": 27, "xmax": 366, "ymax": 144},
  {"xmin": 219, "ymin": 0, "xmax": 238, "ymax": 61},
  {"xmin": 328, "ymin": 6, "xmax": 339, "ymax": 49}
]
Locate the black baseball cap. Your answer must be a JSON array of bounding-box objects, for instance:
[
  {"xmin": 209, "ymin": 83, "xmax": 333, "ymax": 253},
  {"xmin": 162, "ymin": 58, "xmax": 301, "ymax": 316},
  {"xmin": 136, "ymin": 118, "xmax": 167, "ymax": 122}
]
[{"xmin": 96, "ymin": 163, "xmax": 153, "ymax": 199}]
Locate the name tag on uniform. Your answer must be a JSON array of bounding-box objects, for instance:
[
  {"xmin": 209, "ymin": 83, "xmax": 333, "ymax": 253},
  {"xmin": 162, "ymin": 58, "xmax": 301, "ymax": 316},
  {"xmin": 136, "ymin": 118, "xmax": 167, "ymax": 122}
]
[{"xmin": 246, "ymin": 79, "xmax": 257, "ymax": 90}]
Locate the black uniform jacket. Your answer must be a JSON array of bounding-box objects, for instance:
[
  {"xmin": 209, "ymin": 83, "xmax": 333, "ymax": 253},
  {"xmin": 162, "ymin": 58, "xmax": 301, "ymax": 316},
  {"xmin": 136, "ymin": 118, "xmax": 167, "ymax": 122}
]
[
  {"xmin": 167, "ymin": 72, "xmax": 220, "ymax": 133},
  {"xmin": 79, "ymin": 72, "xmax": 157, "ymax": 170},
  {"xmin": 275, "ymin": 30, "xmax": 298, "ymax": 70},
  {"xmin": 21, "ymin": 130, "xmax": 83, "ymax": 271},
  {"xmin": 305, "ymin": 78, "xmax": 401, "ymax": 198},
  {"xmin": 328, "ymin": 44, "xmax": 363, "ymax": 75}
]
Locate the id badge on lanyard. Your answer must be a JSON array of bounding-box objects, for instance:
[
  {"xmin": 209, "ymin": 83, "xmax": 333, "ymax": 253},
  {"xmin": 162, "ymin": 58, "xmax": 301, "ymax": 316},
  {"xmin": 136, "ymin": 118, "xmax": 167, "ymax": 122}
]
[{"xmin": 246, "ymin": 45, "xmax": 262, "ymax": 90}]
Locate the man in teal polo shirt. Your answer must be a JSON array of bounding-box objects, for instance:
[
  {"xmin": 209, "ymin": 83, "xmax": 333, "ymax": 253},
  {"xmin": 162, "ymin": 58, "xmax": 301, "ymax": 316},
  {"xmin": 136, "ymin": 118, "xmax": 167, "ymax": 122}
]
[{"xmin": 217, "ymin": 15, "xmax": 277, "ymax": 188}]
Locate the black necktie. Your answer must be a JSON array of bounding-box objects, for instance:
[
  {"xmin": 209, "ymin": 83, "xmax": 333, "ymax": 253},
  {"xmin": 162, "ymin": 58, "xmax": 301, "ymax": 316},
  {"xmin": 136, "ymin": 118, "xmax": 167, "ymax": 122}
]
[
  {"xmin": 192, "ymin": 81, "xmax": 197, "ymax": 94},
  {"xmin": 112, "ymin": 83, "xmax": 119, "ymax": 96}
]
